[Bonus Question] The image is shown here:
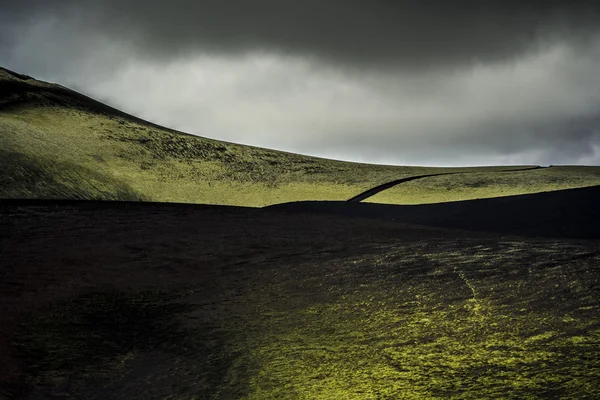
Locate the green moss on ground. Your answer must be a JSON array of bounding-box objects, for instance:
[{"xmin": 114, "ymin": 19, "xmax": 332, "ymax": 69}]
[
  {"xmin": 239, "ymin": 241, "xmax": 600, "ymax": 399},
  {"xmin": 7, "ymin": 217, "xmax": 600, "ymax": 399}
]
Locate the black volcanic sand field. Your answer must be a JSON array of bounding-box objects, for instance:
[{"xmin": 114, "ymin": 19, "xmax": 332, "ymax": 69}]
[{"xmin": 1, "ymin": 192, "xmax": 600, "ymax": 399}]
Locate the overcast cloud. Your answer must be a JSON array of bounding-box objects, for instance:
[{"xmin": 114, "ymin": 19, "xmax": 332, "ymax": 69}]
[{"xmin": 1, "ymin": 1, "xmax": 600, "ymax": 165}]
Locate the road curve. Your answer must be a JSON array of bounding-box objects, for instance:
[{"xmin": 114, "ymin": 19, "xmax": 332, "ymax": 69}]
[{"xmin": 347, "ymin": 166, "xmax": 543, "ymax": 203}]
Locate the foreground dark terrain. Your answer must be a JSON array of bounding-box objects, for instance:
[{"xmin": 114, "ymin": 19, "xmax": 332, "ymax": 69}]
[{"xmin": 1, "ymin": 190, "xmax": 600, "ymax": 399}]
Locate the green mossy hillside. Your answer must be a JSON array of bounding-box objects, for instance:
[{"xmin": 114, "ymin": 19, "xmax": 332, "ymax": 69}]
[
  {"xmin": 2, "ymin": 67, "xmax": 599, "ymax": 206},
  {"xmin": 0, "ymin": 68, "xmax": 533, "ymax": 206}
]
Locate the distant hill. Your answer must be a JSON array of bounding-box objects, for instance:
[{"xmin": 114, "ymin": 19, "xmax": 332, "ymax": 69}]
[{"xmin": 1, "ymin": 66, "xmax": 598, "ymax": 206}]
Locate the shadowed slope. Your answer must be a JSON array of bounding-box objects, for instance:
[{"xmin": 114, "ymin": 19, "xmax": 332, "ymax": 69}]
[{"xmin": 269, "ymin": 185, "xmax": 600, "ymax": 239}]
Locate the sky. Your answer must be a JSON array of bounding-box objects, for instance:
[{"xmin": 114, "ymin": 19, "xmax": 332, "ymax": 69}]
[{"xmin": 1, "ymin": 1, "xmax": 600, "ymax": 166}]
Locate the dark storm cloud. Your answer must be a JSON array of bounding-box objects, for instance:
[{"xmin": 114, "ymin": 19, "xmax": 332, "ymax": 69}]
[{"xmin": 2, "ymin": 0, "xmax": 600, "ymax": 71}]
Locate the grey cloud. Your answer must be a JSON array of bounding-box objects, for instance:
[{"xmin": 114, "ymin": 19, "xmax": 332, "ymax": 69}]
[{"xmin": 65, "ymin": 40, "xmax": 599, "ymax": 166}]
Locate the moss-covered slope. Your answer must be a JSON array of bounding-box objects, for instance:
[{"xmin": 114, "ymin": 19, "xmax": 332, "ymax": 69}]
[{"xmin": 2, "ymin": 66, "xmax": 599, "ymax": 206}]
